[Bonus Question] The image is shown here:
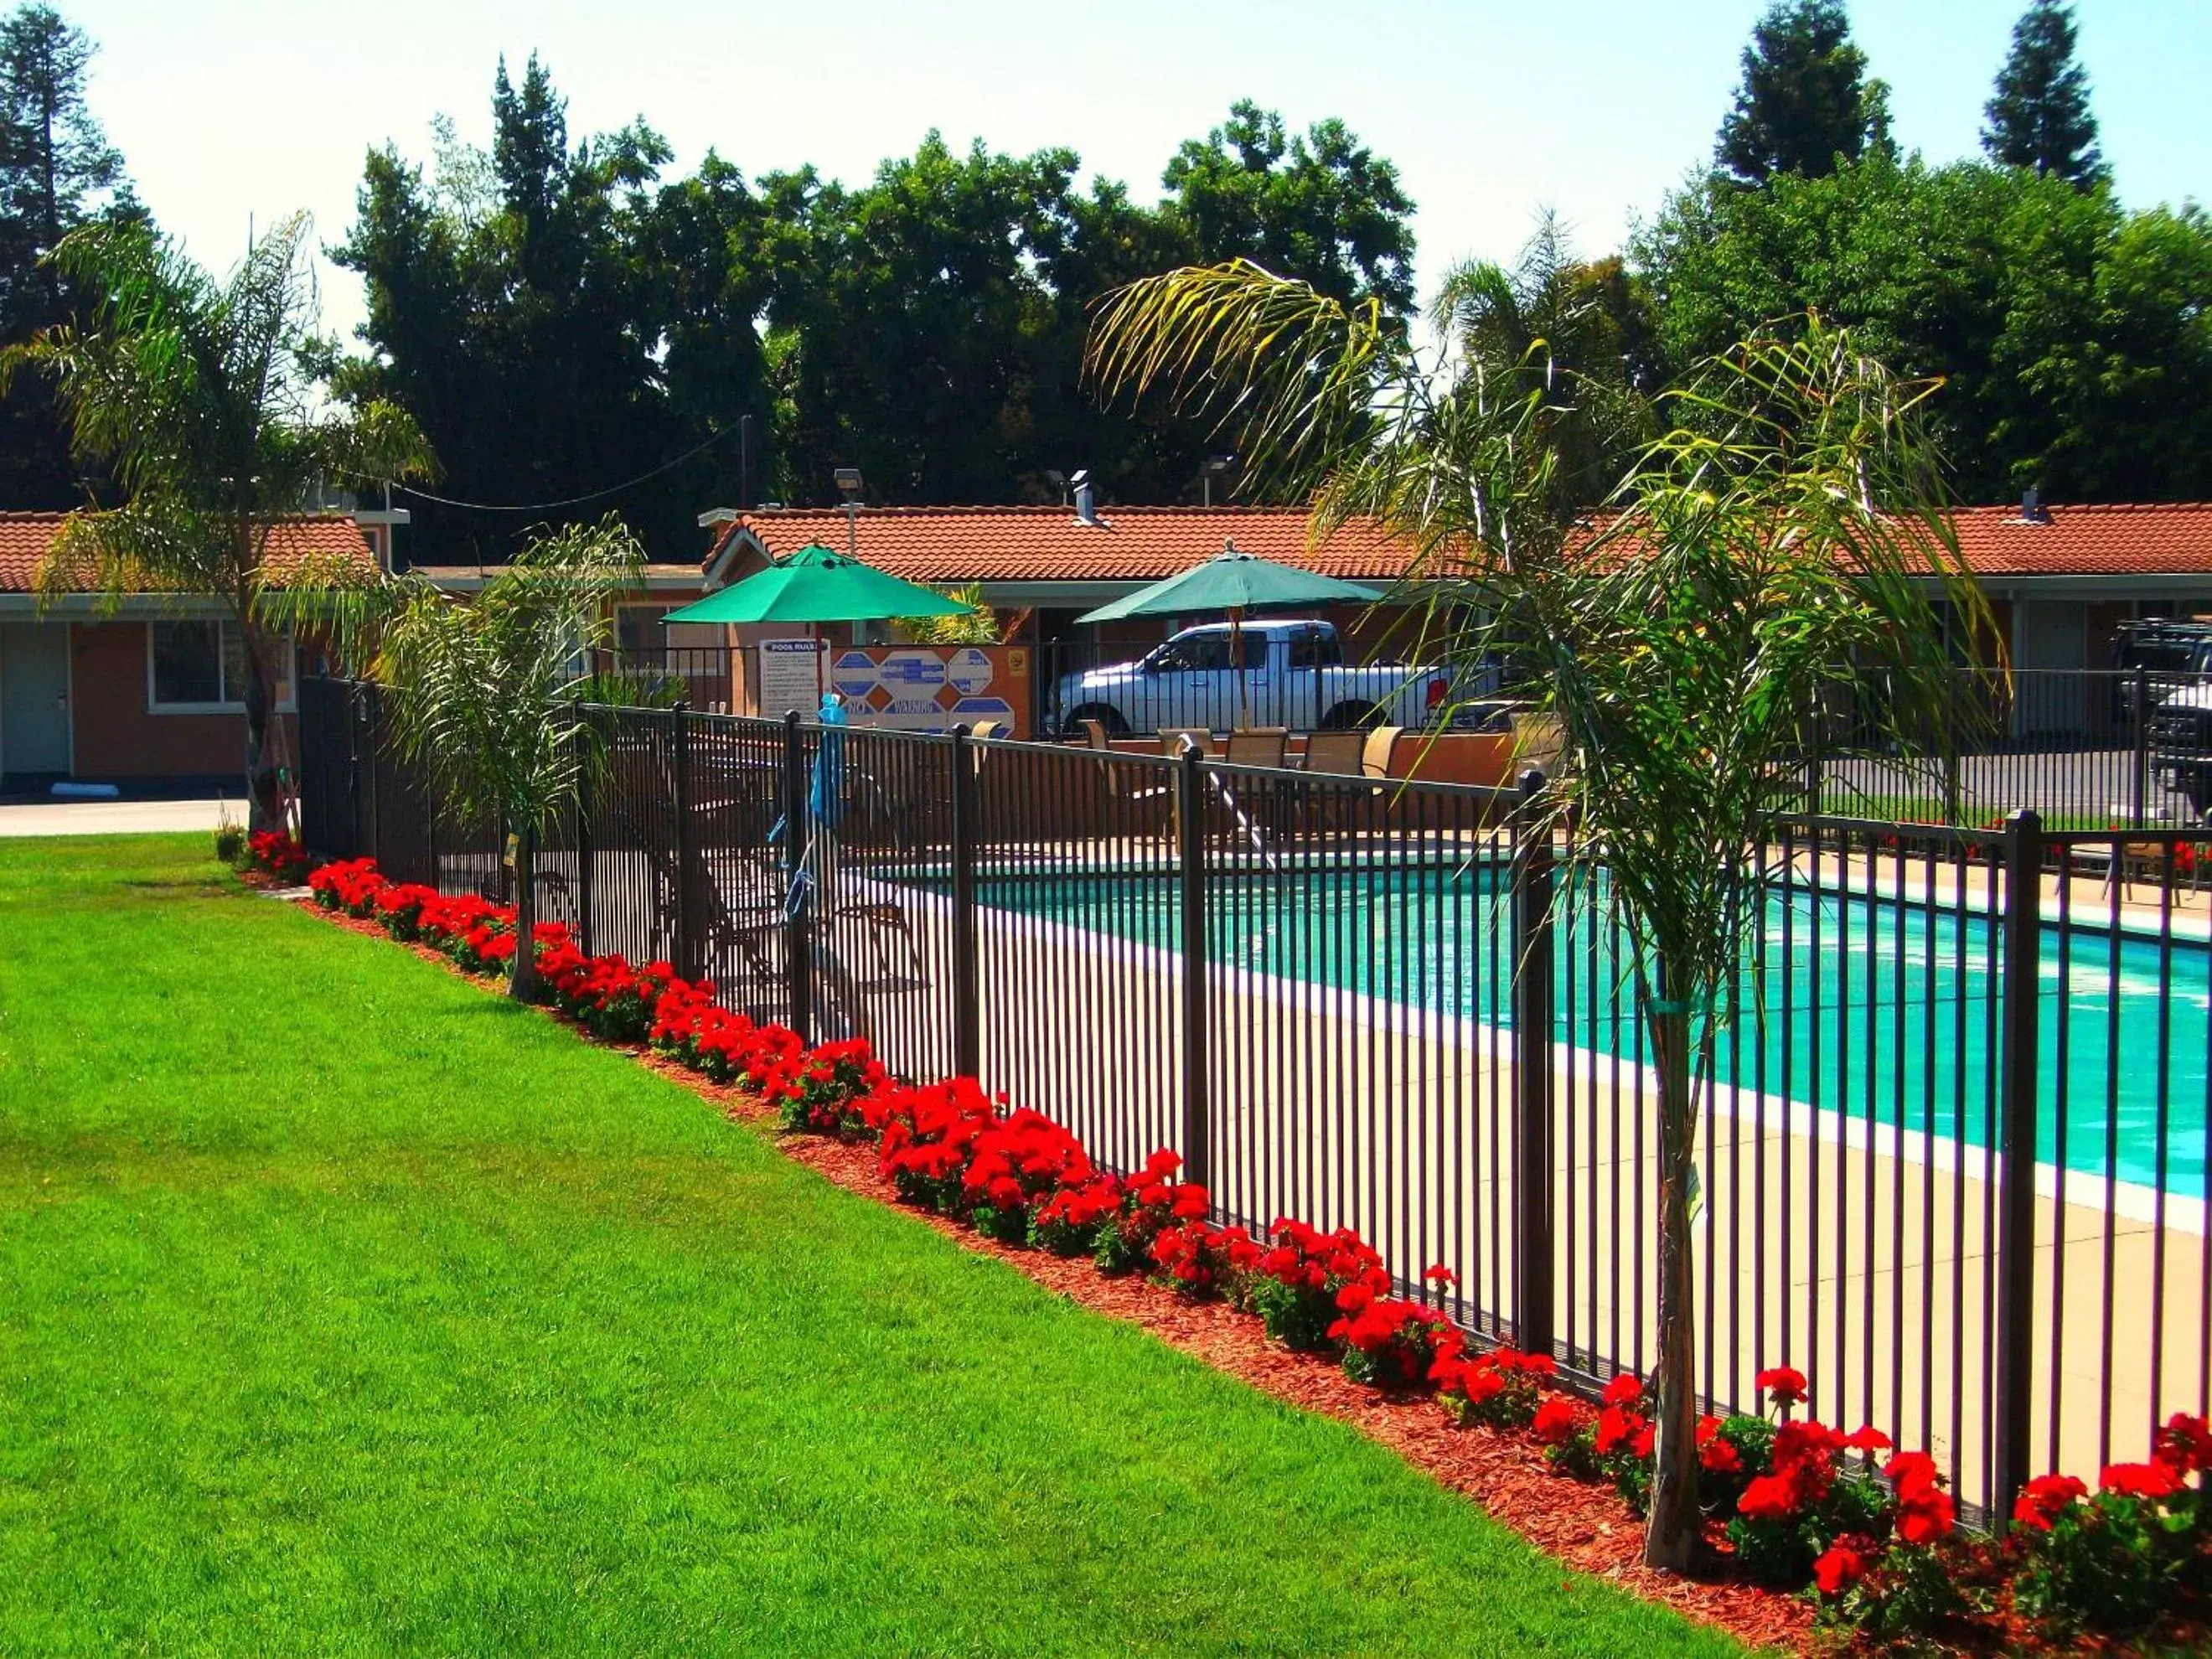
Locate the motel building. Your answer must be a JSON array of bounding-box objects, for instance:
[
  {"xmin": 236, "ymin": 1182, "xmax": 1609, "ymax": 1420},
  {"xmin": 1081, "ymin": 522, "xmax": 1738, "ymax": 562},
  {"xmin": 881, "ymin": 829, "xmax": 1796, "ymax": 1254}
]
[
  {"xmin": 0, "ymin": 511, "xmax": 396, "ymax": 792},
  {"xmin": 8, "ymin": 497, "xmax": 2212, "ymax": 789}
]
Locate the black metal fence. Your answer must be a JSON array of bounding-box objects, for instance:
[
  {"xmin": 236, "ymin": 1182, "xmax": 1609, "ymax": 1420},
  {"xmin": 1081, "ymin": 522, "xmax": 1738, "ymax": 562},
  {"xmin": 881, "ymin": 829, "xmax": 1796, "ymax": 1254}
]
[
  {"xmin": 1809, "ymin": 666, "xmax": 2212, "ymax": 829},
  {"xmin": 301, "ymin": 676, "xmax": 2211, "ymax": 1527}
]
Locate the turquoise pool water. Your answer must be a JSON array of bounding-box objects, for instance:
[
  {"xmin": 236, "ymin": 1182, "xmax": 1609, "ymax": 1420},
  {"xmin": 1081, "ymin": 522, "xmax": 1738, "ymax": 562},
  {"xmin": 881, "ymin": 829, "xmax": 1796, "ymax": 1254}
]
[{"xmin": 974, "ymin": 865, "xmax": 2209, "ymax": 1195}]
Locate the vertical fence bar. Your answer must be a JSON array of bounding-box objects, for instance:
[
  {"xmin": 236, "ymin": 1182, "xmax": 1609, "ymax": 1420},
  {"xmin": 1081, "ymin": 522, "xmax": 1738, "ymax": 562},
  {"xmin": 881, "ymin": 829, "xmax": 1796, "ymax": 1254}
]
[
  {"xmin": 949, "ymin": 725, "xmax": 981, "ymax": 1078},
  {"xmin": 2132, "ymin": 667, "xmax": 2150, "ymax": 829},
  {"xmin": 672, "ymin": 705, "xmax": 699, "ymax": 979},
  {"xmin": 1178, "ymin": 739, "xmax": 1211, "ymax": 1190},
  {"xmin": 782, "ymin": 711, "xmax": 813, "ymax": 1045},
  {"xmin": 572, "ymin": 698, "xmax": 595, "ymax": 958},
  {"xmin": 1992, "ymin": 807, "xmax": 2044, "ymax": 1524},
  {"xmin": 1512, "ymin": 767, "xmax": 1556, "ymax": 1357}
]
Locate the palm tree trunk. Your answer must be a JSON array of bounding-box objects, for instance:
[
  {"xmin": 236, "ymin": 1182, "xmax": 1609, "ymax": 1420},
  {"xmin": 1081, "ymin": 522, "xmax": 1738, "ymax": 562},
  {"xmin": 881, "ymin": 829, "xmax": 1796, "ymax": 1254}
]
[
  {"xmin": 238, "ymin": 624, "xmax": 286, "ymax": 836},
  {"xmin": 1644, "ymin": 983, "xmax": 1702, "ymax": 1571},
  {"xmin": 509, "ymin": 827, "xmax": 540, "ymax": 1001}
]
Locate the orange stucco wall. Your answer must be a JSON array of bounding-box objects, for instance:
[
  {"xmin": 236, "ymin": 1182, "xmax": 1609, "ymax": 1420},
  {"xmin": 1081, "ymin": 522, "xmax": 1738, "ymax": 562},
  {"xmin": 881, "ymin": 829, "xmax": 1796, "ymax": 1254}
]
[{"xmin": 68, "ymin": 621, "xmax": 292, "ymax": 779}]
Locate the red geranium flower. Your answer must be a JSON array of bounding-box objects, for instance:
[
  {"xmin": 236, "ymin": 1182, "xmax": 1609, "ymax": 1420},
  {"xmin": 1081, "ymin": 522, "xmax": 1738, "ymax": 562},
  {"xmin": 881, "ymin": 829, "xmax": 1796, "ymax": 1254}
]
[
  {"xmin": 1812, "ymin": 1538, "xmax": 1869, "ymax": 1597},
  {"xmin": 2013, "ymin": 1473, "xmax": 2088, "ymax": 1532},
  {"xmin": 1532, "ymin": 1398, "xmax": 1580, "ymax": 1445},
  {"xmin": 2101, "ymin": 1460, "xmax": 2184, "ymax": 1500},
  {"xmin": 1755, "ymin": 1365, "xmax": 1807, "ymax": 1409},
  {"xmin": 1600, "ymin": 1372, "xmax": 1646, "ymax": 1408},
  {"xmin": 1594, "ymin": 1404, "xmax": 1646, "ymax": 1456},
  {"xmin": 1736, "ymin": 1472, "xmax": 1799, "ymax": 1521},
  {"xmin": 2155, "ymin": 1412, "xmax": 2212, "ymax": 1475},
  {"xmin": 1699, "ymin": 1436, "xmax": 1742, "ymax": 1476}
]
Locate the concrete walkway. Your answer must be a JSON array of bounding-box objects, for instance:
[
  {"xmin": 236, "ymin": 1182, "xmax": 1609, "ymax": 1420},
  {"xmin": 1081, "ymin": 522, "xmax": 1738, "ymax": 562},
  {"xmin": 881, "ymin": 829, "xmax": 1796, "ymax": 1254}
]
[{"xmin": 0, "ymin": 798, "xmax": 231, "ymax": 837}]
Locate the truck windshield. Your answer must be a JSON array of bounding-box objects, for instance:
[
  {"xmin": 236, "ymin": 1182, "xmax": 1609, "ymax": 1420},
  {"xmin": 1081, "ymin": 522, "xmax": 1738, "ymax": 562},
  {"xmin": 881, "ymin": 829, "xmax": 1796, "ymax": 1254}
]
[{"xmin": 1147, "ymin": 635, "xmax": 1233, "ymax": 673}]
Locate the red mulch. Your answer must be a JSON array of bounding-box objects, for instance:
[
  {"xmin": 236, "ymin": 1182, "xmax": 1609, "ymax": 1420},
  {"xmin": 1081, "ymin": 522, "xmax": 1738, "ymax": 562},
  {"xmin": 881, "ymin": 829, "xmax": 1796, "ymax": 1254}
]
[{"xmin": 292, "ymin": 894, "xmax": 1818, "ymax": 1651}]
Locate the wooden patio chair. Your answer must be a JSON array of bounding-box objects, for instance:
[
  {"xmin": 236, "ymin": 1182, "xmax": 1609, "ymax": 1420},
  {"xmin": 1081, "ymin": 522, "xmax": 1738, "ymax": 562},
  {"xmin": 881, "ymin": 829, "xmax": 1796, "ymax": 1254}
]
[
  {"xmin": 1222, "ymin": 727, "xmax": 1289, "ymax": 769},
  {"xmin": 2103, "ymin": 840, "xmax": 2207, "ymax": 904},
  {"xmin": 1083, "ymin": 718, "xmax": 1173, "ymax": 835},
  {"xmin": 1361, "ymin": 725, "xmax": 1403, "ymax": 780},
  {"xmin": 1301, "ymin": 726, "xmax": 1373, "ymax": 829},
  {"xmin": 1302, "ymin": 728, "xmax": 1369, "ymax": 776},
  {"xmin": 1157, "ymin": 726, "xmax": 1213, "ymax": 757}
]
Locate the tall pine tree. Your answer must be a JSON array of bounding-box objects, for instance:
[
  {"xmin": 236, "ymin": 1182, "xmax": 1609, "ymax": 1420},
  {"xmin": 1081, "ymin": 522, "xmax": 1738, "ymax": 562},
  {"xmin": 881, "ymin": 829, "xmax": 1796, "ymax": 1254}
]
[
  {"xmin": 0, "ymin": 3, "xmax": 126, "ymax": 506},
  {"xmin": 1982, "ymin": 0, "xmax": 2106, "ymax": 189},
  {"xmin": 1715, "ymin": 1, "xmax": 1891, "ymax": 185}
]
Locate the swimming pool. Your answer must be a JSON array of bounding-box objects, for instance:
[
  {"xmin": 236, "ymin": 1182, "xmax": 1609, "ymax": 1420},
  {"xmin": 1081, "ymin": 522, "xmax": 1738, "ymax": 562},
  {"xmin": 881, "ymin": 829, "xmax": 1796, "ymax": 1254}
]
[{"xmin": 972, "ymin": 863, "xmax": 2209, "ymax": 1195}]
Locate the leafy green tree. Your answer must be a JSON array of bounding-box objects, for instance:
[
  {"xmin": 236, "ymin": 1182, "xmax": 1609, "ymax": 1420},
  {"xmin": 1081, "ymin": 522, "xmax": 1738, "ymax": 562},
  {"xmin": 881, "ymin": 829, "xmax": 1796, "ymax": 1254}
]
[
  {"xmin": 339, "ymin": 73, "xmax": 1421, "ymax": 527},
  {"xmin": 1161, "ymin": 101, "xmax": 1415, "ymax": 315},
  {"xmin": 1982, "ymin": 0, "xmax": 2106, "ymax": 189},
  {"xmin": 333, "ymin": 55, "xmax": 718, "ymax": 564},
  {"xmin": 1636, "ymin": 157, "xmax": 2212, "ymax": 500},
  {"xmin": 758, "ymin": 135, "xmax": 1083, "ymax": 505},
  {"xmin": 0, "ymin": 2, "xmax": 126, "ymax": 507},
  {"xmin": 0, "ymin": 213, "xmax": 433, "ymax": 830},
  {"xmin": 1090, "ymin": 264, "xmax": 1982, "ymax": 1573},
  {"xmin": 1715, "ymin": 1, "xmax": 1894, "ymax": 184}
]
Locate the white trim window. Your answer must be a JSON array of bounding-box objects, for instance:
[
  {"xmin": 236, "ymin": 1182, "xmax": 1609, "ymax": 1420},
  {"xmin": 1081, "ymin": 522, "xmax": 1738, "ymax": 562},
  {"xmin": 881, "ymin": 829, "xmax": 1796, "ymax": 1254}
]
[{"xmin": 147, "ymin": 620, "xmax": 296, "ymax": 714}]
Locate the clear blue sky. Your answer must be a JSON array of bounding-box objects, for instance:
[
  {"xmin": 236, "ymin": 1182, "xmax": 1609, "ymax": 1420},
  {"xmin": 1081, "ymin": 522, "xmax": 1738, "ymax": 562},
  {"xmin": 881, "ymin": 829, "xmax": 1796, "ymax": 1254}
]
[{"xmin": 61, "ymin": 0, "xmax": 2212, "ymax": 343}]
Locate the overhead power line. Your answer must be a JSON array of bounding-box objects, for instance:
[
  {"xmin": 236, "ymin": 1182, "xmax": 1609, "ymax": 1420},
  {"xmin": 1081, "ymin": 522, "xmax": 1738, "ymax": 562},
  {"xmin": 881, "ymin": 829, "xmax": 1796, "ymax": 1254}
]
[{"xmin": 377, "ymin": 421, "xmax": 739, "ymax": 514}]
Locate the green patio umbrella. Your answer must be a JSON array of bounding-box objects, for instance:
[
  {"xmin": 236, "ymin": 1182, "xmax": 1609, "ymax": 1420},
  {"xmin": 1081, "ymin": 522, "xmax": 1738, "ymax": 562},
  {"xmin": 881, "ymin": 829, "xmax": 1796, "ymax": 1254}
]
[
  {"xmin": 661, "ymin": 542, "xmax": 973, "ymax": 626},
  {"xmin": 663, "ymin": 542, "xmax": 973, "ymax": 714},
  {"xmin": 1077, "ymin": 538, "xmax": 1385, "ymax": 724}
]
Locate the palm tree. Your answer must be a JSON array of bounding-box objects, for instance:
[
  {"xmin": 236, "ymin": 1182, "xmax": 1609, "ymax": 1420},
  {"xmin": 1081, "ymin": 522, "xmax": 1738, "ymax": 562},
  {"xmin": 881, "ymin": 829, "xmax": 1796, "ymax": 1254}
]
[
  {"xmin": 274, "ymin": 516, "xmax": 645, "ymax": 1001},
  {"xmin": 1429, "ymin": 212, "xmax": 1656, "ymax": 517},
  {"xmin": 1089, "ymin": 265, "xmax": 1990, "ymax": 1570},
  {"xmin": 0, "ymin": 212, "xmax": 432, "ymax": 831}
]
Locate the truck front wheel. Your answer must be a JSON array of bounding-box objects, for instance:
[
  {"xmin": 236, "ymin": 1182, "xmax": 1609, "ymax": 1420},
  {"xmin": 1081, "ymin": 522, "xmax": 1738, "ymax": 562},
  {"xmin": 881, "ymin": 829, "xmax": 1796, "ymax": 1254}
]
[{"xmin": 1319, "ymin": 700, "xmax": 1379, "ymax": 730}]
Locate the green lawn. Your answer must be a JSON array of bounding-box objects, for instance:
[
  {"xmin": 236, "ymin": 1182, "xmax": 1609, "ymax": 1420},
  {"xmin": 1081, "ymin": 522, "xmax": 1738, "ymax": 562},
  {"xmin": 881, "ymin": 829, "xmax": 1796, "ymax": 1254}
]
[{"xmin": 0, "ymin": 836, "xmax": 1739, "ymax": 1656}]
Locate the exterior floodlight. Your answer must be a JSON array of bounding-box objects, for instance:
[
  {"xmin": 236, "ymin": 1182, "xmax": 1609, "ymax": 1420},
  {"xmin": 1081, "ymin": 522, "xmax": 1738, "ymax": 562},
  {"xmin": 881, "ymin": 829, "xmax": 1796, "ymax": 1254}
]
[{"xmin": 833, "ymin": 468, "xmax": 864, "ymax": 498}]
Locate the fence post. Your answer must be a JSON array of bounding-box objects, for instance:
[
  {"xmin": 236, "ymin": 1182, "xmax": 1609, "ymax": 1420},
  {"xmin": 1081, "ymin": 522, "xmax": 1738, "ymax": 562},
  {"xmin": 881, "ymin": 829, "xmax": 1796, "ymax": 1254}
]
[
  {"xmin": 672, "ymin": 705, "xmax": 698, "ymax": 979},
  {"xmin": 1511, "ymin": 767, "xmax": 1557, "ymax": 1358},
  {"xmin": 572, "ymin": 699, "xmax": 594, "ymax": 957},
  {"xmin": 783, "ymin": 710, "xmax": 813, "ymax": 1044},
  {"xmin": 948, "ymin": 725, "xmax": 982, "ymax": 1078},
  {"xmin": 1177, "ymin": 738, "xmax": 1211, "ymax": 1190},
  {"xmin": 1992, "ymin": 807, "xmax": 2043, "ymax": 1527},
  {"xmin": 360, "ymin": 681, "xmax": 380, "ymax": 867},
  {"xmin": 2132, "ymin": 666, "xmax": 2150, "ymax": 829}
]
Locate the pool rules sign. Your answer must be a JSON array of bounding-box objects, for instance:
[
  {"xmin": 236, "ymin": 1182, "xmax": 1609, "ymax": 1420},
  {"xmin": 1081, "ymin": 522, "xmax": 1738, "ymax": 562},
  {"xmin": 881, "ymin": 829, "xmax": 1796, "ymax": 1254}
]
[{"xmin": 757, "ymin": 638, "xmax": 826, "ymax": 717}]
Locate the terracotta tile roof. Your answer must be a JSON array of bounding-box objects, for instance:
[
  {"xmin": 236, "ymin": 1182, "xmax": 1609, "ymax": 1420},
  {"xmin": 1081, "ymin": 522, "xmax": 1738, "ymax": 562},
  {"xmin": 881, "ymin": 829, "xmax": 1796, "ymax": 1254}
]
[
  {"xmin": 1945, "ymin": 503, "xmax": 2212, "ymax": 577},
  {"xmin": 714, "ymin": 505, "xmax": 1414, "ymax": 584},
  {"xmin": 0, "ymin": 511, "xmax": 377, "ymax": 593},
  {"xmin": 709, "ymin": 501, "xmax": 2212, "ymax": 587}
]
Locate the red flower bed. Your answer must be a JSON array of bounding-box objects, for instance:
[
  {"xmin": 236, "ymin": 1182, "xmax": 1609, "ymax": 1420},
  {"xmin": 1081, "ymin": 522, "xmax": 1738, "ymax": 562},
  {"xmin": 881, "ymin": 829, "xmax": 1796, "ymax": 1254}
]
[
  {"xmin": 266, "ymin": 850, "xmax": 2212, "ymax": 1655},
  {"xmin": 246, "ymin": 829, "xmax": 309, "ymax": 883}
]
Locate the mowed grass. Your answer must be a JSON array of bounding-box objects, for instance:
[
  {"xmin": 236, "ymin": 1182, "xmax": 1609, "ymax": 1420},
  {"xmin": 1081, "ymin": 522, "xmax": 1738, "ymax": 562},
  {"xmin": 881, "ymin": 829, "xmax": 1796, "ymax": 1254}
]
[{"xmin": 0, "ymin": 837, "xmax": 1739, "ymax": 1656}]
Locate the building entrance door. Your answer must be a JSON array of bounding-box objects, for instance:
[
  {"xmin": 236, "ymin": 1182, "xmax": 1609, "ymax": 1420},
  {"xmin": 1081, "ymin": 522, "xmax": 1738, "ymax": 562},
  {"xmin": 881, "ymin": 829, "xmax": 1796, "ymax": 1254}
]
[{"xmin": 0, "ymin": 623, "xmax": 71, "ymax": 778}]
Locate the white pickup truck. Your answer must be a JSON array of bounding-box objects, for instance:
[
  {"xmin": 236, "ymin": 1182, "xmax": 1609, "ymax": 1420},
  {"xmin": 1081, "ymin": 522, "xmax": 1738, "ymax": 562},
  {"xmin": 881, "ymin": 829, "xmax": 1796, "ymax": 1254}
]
[{"xmin": 1050, "ymin": 619, "xmax": 1488, "ymax": 736}]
